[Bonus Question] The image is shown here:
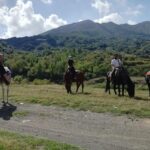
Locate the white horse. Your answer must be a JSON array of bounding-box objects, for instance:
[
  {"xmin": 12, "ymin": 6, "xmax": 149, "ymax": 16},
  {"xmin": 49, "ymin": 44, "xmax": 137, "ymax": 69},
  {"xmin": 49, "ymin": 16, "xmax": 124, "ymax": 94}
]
[{"xmin": 0, "ymin": 67, "xmax": 11, "ymax": 103}]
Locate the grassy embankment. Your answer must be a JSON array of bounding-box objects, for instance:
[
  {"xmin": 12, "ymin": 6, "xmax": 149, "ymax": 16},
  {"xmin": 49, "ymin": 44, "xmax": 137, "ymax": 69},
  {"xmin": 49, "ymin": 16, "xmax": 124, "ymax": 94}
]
[{"xmin": 0, "ymin": 130, "xmax": 81, "ymax": 150}]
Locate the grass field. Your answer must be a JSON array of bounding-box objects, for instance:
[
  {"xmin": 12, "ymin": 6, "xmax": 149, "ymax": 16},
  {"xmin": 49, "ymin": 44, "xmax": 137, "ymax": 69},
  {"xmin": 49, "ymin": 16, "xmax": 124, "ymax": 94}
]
[
  {"xmin": 0, "ymin": 130, "xmax": 81, "ymax": 150},
  {"xmin": 3, "ymin": 82, "xmax": 149, "ymax": 118}
]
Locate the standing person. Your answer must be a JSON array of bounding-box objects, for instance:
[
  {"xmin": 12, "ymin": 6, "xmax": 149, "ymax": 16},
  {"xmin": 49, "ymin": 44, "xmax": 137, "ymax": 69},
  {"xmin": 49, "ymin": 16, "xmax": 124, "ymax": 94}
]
[
  {"xmin": 0, "ymin": 53, "xmax": 11, "ymax": 84},
  {"xmin": 67, "ymin": 56, "xmax": 76, "ymax": 80}
]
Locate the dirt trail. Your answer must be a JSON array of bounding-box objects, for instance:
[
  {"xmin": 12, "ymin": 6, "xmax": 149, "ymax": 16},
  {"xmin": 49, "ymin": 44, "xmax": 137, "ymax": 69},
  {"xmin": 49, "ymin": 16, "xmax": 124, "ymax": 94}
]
[{"xmin": 0, "ymin": 103, "xmax": 150, "ymax": 150}]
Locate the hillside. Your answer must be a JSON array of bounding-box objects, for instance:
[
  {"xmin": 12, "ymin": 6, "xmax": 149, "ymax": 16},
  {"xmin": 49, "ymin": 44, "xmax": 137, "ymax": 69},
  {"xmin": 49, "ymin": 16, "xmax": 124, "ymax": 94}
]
[{"xmin": 0, "ymin": 20, "xmax": 150, "ymax": 56}]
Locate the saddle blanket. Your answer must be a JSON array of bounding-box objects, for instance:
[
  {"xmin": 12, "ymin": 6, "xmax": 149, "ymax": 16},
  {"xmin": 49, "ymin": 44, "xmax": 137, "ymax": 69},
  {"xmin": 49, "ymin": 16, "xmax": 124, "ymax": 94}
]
[{"xmin": 146, "ymin": 71, "xmax": 150, "ymax": 76}]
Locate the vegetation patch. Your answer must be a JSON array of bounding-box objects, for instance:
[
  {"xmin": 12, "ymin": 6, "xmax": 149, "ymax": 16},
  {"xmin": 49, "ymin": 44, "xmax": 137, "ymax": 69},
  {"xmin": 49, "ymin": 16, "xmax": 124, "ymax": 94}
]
[
  {"xmin": 0, "ymin": 130, "xmax": 81, "ymax": 150},
  {"xmin": 13, "ymin": 111, "xmax": 29, "ymax": 117}
]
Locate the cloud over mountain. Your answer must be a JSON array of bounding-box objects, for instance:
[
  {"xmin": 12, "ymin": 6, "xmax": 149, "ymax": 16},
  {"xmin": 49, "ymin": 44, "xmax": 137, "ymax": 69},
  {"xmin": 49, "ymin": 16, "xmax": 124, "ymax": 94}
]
[{"xmin": 0, "ymin": 0, "xmax": 67, "ymax": 38}]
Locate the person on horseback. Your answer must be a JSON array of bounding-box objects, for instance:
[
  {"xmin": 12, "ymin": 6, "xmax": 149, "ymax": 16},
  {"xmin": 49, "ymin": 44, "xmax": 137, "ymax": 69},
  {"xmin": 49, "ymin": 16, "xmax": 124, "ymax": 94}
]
[
  {"xmin": 67, "ymin": 55, "xmax": 76, "ymax": 80},
  {"xmin": 0, "ymin": 53, "xmax": 11, "ymax": 85},
  {"xmin": 111, "ymin": 54, "xmax": 123, "ymax": 69},
  {"xmin": 110, "ymin": 54, "xmax": 123, "ymax": 79}
]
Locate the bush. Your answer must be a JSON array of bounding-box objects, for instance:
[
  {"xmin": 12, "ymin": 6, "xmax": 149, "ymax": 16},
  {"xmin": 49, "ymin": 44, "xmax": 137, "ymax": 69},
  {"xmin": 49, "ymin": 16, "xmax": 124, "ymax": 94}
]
[
  {"xmin": 32, "ymin": 79, "xmax": 50, "ymax": 85},
  {"xmin": 13, "ymin": 75, "xmax": 23, "ymax": 84}
]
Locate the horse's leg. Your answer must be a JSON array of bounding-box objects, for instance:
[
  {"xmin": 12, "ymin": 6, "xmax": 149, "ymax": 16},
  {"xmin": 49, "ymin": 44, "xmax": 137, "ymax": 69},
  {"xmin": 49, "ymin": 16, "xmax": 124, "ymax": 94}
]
[
  {"xmin": 1, "ymin": 84, "xmax": 5, "ymax": 103},
  {"xmin": 118, "ymin": 84, "xmax": 121, "ymax": 96},
  {"xmin": 108, "ymin": 81, "xmax": 111, "ymax": 94},
  {"xmin": 109, "ymin": 86, "xmax": 111, "ymax": 94},
  {"xmin": 105, "ymin": 82, "xmax": 109, "ymax": 93},
  {"xmin": 113, "ymin": 84, "xmax": 117, "ymax": 95},
  {"xmin": 65, "ymin": 82, "xmax": 69, "ymax": 93},
  {"xmin": 105, "ymin": 80, "xmax": 108, "ymax": 93},
  {"xmin": 6, "ymin": 85, "xmax": 9, "ymax": 103},
  {"xmin": 122, "ymin": 84, "xmax": 124, "ymax": 96},
  {"xmin": 82, "ymin": 81, "xmax": 84, "ymax": 93},
  {"xmin": 69, "ymin": 81, "xmax": 72, "ymax": 94},
  {"xmin": 76, "ymin": 82, "xmax": 80, "ymax": 93}
]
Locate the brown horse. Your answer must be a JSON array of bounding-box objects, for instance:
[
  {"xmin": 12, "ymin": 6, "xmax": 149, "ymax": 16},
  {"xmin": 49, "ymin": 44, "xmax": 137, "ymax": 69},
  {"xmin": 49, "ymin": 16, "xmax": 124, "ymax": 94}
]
[
  {"xmin": 64, "ymin": 70, "xmax": 84, "ymax": 94},
  {"xmin": 0, "ymin": 67, "xmax": 11, "ymax": 103}
]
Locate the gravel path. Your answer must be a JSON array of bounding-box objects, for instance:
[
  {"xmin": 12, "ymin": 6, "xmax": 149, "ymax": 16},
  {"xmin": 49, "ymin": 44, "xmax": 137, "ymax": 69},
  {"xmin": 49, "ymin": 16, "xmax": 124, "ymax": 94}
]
[{"xmin": 0, "ymin": 102, "xmax": 150, "ymax": 150}]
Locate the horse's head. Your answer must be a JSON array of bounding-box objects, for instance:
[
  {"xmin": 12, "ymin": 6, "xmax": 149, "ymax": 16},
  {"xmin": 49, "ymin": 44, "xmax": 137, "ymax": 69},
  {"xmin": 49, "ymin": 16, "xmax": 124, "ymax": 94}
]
[{"xmin": 127, "ymin": 81, "xmax": 135, "ymax": 97}]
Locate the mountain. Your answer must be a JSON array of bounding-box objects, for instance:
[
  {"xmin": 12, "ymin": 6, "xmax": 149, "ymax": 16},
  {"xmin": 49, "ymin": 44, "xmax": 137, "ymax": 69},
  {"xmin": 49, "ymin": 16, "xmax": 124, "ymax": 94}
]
[{"xmin": 0, "ymin": 20, "xmax": 150, "ymax": 56}]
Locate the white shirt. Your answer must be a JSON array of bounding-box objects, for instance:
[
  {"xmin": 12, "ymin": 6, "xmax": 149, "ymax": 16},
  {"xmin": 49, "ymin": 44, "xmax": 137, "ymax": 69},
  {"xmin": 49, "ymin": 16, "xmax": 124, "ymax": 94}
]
[{"xmin": 111, "ymin": 59, "xmax": 122, "ymax": 68}]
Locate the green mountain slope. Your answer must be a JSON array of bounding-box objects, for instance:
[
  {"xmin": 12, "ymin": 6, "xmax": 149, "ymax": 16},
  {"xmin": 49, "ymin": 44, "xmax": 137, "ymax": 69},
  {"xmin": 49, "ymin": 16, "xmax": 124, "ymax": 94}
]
[{"xmin": 1, "ymin": 20, "xmax": 150, "ymax": 56}]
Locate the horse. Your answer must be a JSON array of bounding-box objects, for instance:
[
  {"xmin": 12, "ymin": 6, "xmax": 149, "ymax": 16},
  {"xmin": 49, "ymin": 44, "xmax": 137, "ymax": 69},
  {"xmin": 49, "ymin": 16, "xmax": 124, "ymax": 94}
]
[
  {"xmin": 64, "ymin": 70, "xmax": 84, "ymax": 94},
  {"xmin": 105, "ymin": 71, "xmax": 111, "ymax": 94},
  {"xmin": 0, "ymin": 67, "xmax": 11, "ymax": 103},
  {"xmin": 107, "ymin": 67, "xmax": 135, "ymax": 97},
  {"xmin": 145, "ymin": 72, "xmax": 150, "ymax": 96}
]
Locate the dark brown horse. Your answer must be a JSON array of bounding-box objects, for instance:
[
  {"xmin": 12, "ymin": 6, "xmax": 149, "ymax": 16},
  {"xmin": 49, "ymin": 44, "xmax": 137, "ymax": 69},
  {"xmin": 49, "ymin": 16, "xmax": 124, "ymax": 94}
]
[
  {"xmin": 106, "ymin": 68, "xmax": 135, "ymax": 97},
  {"xmin": 64, "ymin": 71, "xmax": 84, "ymax": 94},
  {"xmin": 145, "ymin": 73, "xmax": 150, "ymax": 96}
]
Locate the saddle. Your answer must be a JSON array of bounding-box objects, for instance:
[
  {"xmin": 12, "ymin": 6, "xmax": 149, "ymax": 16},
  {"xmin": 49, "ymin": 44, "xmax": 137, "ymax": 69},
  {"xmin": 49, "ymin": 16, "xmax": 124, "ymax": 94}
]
[
  {"xmin": 114, "ymin": 67, "xmax": 122, "ymax": 75},
  {"xmin": 146, "ymin": 71, "xmax": 150, "ymax": 76},
  {"xmin": 0, "ymin": 67, "xmax": 11, "ymax": 85}
]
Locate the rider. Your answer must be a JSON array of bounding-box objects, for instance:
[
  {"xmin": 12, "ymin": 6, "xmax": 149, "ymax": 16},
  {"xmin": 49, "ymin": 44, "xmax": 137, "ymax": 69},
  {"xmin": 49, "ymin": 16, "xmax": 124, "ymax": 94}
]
[
  {"xmin": 0, "ymin": 53, "xmax": 11, "ymax": 84},
  {"xmin": 111, "ymin": 54, "xmax": 123, "ymax": 69},
  {"xmin": 67, "ymin": 55, "xmax": 76, "ymax": 80},
  {"xmin": 110, "ymin": 54, "xmax": 123, "ymax": 78}
]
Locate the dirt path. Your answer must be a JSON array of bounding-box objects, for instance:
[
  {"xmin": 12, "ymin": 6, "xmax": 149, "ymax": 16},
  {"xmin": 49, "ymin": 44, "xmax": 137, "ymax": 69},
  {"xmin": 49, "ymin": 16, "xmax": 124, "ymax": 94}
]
[{"xmin": 0, "ymin": 102, "xmax": 150, "ymax": 150}]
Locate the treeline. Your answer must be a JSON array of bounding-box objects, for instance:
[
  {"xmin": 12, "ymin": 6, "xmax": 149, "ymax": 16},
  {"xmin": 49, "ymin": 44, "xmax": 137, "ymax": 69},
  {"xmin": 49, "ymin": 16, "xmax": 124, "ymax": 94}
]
[{"xmin": 3, "ymin": 49, "xmax": 150, "ymax": 83}]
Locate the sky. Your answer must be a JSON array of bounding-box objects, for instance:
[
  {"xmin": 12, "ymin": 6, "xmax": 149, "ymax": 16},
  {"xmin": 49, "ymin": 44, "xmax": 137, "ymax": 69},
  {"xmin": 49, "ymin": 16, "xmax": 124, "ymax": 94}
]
[{"xmin": 0, "ymin": 0, "xmax": 149, "ymax": 39}]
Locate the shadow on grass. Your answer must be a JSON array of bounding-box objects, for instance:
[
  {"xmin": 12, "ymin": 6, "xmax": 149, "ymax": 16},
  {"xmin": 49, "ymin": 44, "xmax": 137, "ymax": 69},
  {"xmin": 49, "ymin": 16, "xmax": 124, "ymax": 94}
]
[
  {"xmin": 134, "ymin": 96, "xmax": 150, "ymax": 101},
  {"xmin": 0, "ymin": 102, "xmax": 17, "ymax": 120},
  {"xmin": 68, "ymin": 92, "xmax": 91, "ymax": 95},
  {"xmin": 76, "ymin": 92, "xmax": 91, "ymax": 95}
]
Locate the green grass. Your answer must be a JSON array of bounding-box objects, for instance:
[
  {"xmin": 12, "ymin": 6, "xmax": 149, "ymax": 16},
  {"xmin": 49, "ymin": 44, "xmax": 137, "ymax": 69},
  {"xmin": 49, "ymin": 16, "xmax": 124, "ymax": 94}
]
[
  {"xmin": 4, "ymin": 83, "xmax": 150, "ymax": 118},
  {"xmin": 0, "ymin": 130, "xmax": 81, "ymax": 150}
]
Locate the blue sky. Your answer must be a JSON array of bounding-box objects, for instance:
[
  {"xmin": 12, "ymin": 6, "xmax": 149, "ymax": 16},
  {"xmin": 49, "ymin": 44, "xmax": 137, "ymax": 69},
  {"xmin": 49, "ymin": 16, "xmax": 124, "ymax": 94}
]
[{"xmin": 0, "ymin": 0, "xmax": 149, "ymax": 38}]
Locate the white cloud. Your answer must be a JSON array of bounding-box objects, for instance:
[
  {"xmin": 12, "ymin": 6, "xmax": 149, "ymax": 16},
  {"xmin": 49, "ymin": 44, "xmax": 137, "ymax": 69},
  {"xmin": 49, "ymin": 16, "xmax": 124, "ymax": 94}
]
[
  {"xmin": 126, "ymin": 4, "xmax": 144, "ymax": 16},
  {"xmin": 0, "ymin": 0, "xmax": 67, "ymax": 38},
  {"xmin": 41, "ymin": 0, "xmax": 52, "ymax": 4},
  {"xmin": 95, "ymin": 13, "xmax": 123, "ymax": 24},
  {"xmin": 91, "ymin": 0, "xmax": 144, "ymax": 25},
  {"xmin": 127, "ymin": 20, "xmax": 136, "ymax": 25},
  {"xmin": 91, "ymin": 0, "xmax": 123, "ymax": 24},
  {"xmin": 44, "ymin": 14, "xmax": 67, "ymax": 29},
  {"xmin": 92, "ymin": 0, "xmax": 111, "ymax": 16},
  {"xmin": 126, "ymin": 9, "xmax": 141, "ymax": 16}
]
